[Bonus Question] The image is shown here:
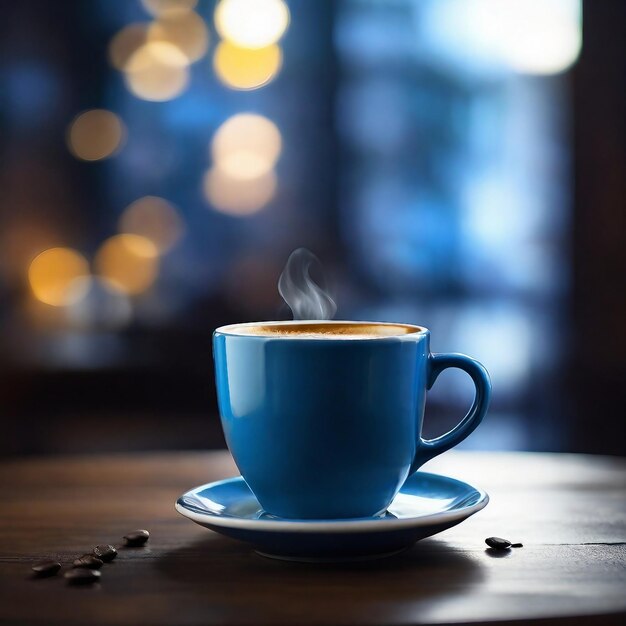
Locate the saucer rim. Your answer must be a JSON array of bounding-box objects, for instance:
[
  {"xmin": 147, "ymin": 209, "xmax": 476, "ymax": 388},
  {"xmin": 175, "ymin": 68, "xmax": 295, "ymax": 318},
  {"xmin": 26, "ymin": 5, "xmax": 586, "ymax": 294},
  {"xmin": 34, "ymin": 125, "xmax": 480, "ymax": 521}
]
[{"xmin": 174, "ymin": 472, "xmax": 489, "ymax": 534}]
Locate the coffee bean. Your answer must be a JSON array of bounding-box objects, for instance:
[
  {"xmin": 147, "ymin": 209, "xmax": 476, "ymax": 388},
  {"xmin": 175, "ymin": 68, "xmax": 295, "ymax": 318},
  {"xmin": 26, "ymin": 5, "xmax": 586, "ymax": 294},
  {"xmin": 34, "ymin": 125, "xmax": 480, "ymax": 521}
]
[
  {"xmin": 73, "ymin": 555, "xmax": 104, "ymax": 569},
  {"xmin": 92, "ymin": 545, "xmax": 117, "ymax": 562},
  {"xmin": 64, "ymin": 568, "xmax": 101, "ymax": 584},
  {"xmin": 485, "ymin": 536, "xmax": 512, "ymax": 550},
  {"xmin": 31, "ymin": 561, "xmax": 61, "ymax": 577},
  {"xmin": 511, "ymin": 542, "xmax": 524, "ymax": 548},
  {"xmin": 123, "ymin": 529, "xmax": 150, "ymax": 547}
]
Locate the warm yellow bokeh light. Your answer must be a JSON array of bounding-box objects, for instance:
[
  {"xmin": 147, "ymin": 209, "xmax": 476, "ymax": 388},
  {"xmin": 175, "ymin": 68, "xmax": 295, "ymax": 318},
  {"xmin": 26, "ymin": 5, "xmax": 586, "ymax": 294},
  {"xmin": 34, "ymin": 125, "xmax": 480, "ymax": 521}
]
[
  {"xmin": 108, "ymin": 23, "xmax": 149, "ymax": 70},
  {"xmin": 95, "ymin": 234, "xmax": 159, "ymax": 295},
  {"xmin": 118, "ymin": 196, "xmax": 184, "ymax": 254},
  {"xmin": 125, "ymin": 40, "xmax": 188, "ymax": 71},
  {"xmin": 67, "ymin": 110, "xmax": 126, "ymax": 161},
  {"xmin": 203, "ymin": 167, "xmax": 277, "ymax": 216},
  {"xmin": 148, "ymin": 11, "xmax": 209, "ymax": 63},
  {"xmin": 0, "ymin": 221, "xmax": 62, "ymax": 284},
  {"xmin": 123, "ymin": 41, "xmax": 189, "ymax": 101},
  {"xmin": 28, "ymin": 248, "xmax": 91, "ymax": 307},
  {"xmin": 211, "ymin": 113, "xmax": 282, "ymax": 180},
  {"xmin": 214, "ymin": 42, "xmax": 282, "ymax": 90},
  {"xmin": 141, "ymin": 0, "xmax": 197, "ymax": 17},
  {"xmin": 214, "ymin": 0, "xmax": 290, "ymax": 49}
]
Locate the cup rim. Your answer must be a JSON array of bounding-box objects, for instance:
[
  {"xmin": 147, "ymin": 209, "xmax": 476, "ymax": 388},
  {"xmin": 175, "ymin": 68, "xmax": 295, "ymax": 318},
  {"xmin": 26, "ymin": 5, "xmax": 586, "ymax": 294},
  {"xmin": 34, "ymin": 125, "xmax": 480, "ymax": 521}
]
[{"xmin": 214, "ymin": 320, "xmax": 428, "ymax": 339}]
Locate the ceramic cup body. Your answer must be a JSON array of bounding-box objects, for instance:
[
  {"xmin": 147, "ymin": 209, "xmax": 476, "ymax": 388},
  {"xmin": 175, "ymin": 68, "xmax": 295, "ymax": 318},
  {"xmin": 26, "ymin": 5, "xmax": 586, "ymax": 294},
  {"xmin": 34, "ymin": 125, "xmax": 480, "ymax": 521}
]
[{"xmin": 213, "ymin": 321, "xmax": 491, "ymax": 520}]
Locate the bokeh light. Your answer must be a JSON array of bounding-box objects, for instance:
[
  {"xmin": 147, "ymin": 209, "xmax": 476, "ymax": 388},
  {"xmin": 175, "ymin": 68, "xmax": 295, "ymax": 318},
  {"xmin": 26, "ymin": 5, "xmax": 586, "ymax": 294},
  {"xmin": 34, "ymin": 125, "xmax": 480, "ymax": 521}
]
[
  {"xmin": 0, "ymin": 221, "xmax": 61, "ymax": 284},
  {"xmin": 28, "ymin": 248, "xmax": 91, "ymax": 307},
  {"xmin": 431, "ymin": 0, "xmax": 582, "ymax": 75},
  {"xmin": 148, "ymin": 11, "xmax": 209, "ymax": 64},
  {"xmin": 108, "ymin": 23, "xmax": 149, "ymax": 70},
  {"xmin": 118, "ymin": 196, "xmax": 184, "ymax": 254},
  {"xmin": 496, "ymin": 0, "xmax": 582, "ymax": 74},
  {"xmin": 67, "ymin": 109, "xmax": 126, "ymax": 161},
  {"xmin": 203, "ymin": 167, "xmax": 277, "ymax": 216},
  {"xmin": 211, "ymin": 113, "xmax": 282, "ymax": 180},
  {"xmin": 214, "ymin": 0, "xmax": 290, "ymax": 49},
  {"xmin": 95, "ymin": 234, "xmax": 159, "ymax": 295},
  {"xmin": 140, "ymin": 0, "xmax": 197, "ymax": 17},
  {"xmin": 214, "ymin": 42, "xmax": 282, "ymax": 90},
  {"xmin": 123, "ymin": 41, "xmax": 189, "ymax": 101}
]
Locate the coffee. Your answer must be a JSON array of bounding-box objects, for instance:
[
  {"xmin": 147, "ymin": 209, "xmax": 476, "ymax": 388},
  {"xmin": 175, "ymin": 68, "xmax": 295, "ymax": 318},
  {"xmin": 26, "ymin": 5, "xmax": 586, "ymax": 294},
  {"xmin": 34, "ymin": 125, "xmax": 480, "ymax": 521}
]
[{"xmin": 223, "ymin": 322, "xmax": 422, "ymax": 339}]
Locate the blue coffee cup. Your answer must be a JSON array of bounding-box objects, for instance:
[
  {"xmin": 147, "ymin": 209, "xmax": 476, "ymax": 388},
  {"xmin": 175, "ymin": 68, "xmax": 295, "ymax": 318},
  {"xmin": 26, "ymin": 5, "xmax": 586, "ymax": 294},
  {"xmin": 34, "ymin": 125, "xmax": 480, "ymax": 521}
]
[{"xmin": 213, "ymin": 321, "xmax": 491, "ymax": 520}]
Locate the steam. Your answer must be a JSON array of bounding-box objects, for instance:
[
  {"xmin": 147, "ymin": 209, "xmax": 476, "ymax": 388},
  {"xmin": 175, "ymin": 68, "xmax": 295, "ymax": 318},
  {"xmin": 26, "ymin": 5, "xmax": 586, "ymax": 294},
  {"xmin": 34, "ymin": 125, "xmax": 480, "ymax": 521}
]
[{"xmin": 278, "ymin": 248, "xmax": 337, "ymax": 320}]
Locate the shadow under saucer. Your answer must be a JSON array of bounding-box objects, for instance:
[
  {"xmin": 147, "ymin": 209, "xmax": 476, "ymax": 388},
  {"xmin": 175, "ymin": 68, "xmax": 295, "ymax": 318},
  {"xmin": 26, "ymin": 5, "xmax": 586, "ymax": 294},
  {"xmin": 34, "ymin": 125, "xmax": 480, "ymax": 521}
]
[{"xmin": 157, "ymin": 534, "xmax": 485, "ymax": 600}]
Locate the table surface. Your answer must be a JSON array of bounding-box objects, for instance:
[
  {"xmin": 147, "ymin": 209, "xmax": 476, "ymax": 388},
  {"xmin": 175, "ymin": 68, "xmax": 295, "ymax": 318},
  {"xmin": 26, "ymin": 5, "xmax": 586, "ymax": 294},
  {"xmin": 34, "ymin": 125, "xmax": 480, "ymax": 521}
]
[{"xmin": 0, "ymin": 450, "xmax": 625, "ymax": 626}]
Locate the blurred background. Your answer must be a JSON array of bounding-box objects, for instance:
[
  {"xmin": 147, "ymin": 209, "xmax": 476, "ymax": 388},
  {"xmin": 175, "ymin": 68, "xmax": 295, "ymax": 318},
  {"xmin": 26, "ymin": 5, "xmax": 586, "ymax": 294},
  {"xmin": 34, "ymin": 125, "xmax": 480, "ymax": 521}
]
[{"xmin": 0, "ymin": 0, "xmax": 624, "ymax": 457}]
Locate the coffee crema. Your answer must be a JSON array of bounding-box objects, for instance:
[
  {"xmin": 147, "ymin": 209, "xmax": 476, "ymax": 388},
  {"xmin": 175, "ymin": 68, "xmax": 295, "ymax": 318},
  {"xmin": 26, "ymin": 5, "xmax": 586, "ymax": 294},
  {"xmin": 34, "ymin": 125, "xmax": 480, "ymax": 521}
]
[{"xmin": 222, "ymin": 322, "xmax": 423, "ymax": 339}]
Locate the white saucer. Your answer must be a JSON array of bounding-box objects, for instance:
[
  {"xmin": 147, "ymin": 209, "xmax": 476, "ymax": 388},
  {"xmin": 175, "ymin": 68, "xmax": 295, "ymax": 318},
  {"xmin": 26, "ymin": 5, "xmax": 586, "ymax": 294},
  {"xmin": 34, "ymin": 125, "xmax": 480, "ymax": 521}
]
[{"xmin": 175, "ymin": 471, "xmax": 489, "ymax": 561}]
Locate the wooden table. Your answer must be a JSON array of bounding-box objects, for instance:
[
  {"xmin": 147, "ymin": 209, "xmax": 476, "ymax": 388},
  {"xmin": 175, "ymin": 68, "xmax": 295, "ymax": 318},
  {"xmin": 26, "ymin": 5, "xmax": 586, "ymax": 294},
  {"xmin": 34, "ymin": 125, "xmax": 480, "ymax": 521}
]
[{"xmin": 0, "ymin": 451, "xmax": 624, "ymax": 625}]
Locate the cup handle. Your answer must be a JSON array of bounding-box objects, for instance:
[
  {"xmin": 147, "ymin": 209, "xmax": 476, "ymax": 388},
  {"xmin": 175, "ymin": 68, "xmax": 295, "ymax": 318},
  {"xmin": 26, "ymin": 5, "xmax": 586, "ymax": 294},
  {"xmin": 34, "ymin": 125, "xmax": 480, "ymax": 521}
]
[{"xmin": 409, "ymin": 353, "xmax": 491, "ymax": 473}]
